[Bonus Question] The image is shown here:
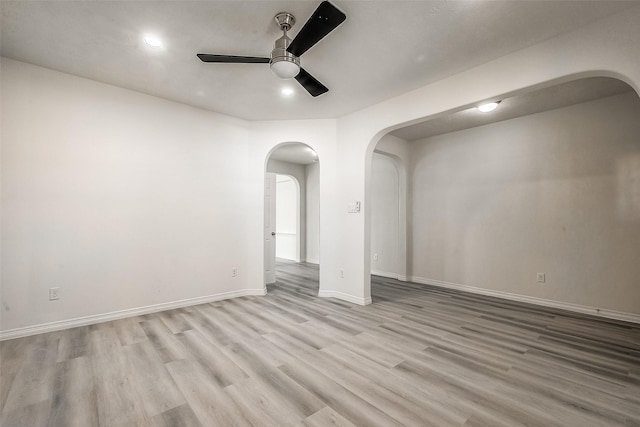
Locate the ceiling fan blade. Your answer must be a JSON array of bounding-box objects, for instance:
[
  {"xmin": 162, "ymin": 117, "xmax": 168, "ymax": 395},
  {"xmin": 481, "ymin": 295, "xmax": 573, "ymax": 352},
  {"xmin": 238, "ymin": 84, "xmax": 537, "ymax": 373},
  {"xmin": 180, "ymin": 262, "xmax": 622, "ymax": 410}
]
[
  {"xmin": 287, "ymin": 1, "xmax": 346, "ymax": 57},
  {"xmin": 295, "ymin": 68, "xmax": 329, "ymax": 97},
  {"xmin": 197, "ymin": 54, "xmax": 270, "ymax": 63}
]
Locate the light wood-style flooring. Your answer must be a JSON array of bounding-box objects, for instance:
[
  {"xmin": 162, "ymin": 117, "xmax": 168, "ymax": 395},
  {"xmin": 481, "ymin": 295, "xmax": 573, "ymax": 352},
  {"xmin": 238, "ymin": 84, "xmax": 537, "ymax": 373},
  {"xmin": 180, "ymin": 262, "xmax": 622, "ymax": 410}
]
[{"xmin": 1, "ymin": 261, "xmax": 639, "ymax": 426}]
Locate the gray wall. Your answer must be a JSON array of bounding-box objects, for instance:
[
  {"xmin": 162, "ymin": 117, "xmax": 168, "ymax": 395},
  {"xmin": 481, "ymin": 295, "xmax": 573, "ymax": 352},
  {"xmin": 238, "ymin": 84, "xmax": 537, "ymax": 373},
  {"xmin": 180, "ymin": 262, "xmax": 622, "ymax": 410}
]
[{"xmin": 408, "ymin": 92, "xmax": 640, "ymax": 314}]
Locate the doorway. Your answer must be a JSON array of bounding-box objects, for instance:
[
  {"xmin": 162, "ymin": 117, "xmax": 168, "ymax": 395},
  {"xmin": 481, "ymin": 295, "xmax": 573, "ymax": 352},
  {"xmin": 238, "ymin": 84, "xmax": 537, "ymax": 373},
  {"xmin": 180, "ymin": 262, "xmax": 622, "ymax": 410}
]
[
  {"xmin": 275, "ymin": 174, "xmax": 300, "ymax": 262},
  {"xmin": 264, "ymin": 143, "xmax": 320, "ymax": 295}
]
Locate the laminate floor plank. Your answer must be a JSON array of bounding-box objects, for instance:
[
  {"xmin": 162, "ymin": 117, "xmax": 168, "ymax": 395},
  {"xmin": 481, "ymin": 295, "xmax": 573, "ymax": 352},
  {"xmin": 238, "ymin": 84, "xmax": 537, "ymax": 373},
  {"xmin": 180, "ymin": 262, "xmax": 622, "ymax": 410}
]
[
  {"xmin": 165, "ymin": 359, "xmax": 253, "ymax": 427},
  {"xmin": 1, "ymin": 261, "xmax": 639, "ymax": 426},
  {"xmin": 221, "ymin": 299, "xmax": 276, "ymax": 335},
  {"xmin": 176, "ymin": 328, "xmax": 248, "ymax": 387},
  {"xmin": 224, "ymin": 378, "xmax": 295, "ymax": 427},
  {"xmin": 1, "ymin": 399, "xmax": 53, "ymax": 427},
  {"xmin": 218, "ymin": 340, "xmax": 325, "ymax": 418},
  {"xmin": 139, "ymin": 318, "xmax": 190, "ymax": 363},
  {"xmin": 148, "ymin": 404, "xmax": 202, "ymax": 427},
  {"xmin": 506, "ymin": 365, "xmax": 640, "ymax": 421},
  {"xmin": 158, "ymin": 309, "xmax": 193, "ymax": 335},
  {"xmin": 91, "ymin": 350, "xmax": 149, "ymax": 426},
  {"xmin": 124, "ymin": 341, "xmax": 186, "ymax": 418},
  {"xmin": 113, "ymin": 316, "xmax": 148, "ymax": 347},
  {"xmin": 301, "ymin": 406, "xmax": 358, "ymax": 427},
  {"xmin": 278, "ymin": 361, "xmax": 405, "ymax": 427},
  {"xmin": 320, "ymin": 344, "xmax": 466, "ymax": 426},
  {"xmin": 47, "ymin": 356, "xmax": 99, "ymax": 427},
  {"xmin": 2, "ymin": 333, "xmax": 59, "ymax": 415},
  {"xmin": 56, "ymin": 327, "xmax": 91, "ymax": 362}
]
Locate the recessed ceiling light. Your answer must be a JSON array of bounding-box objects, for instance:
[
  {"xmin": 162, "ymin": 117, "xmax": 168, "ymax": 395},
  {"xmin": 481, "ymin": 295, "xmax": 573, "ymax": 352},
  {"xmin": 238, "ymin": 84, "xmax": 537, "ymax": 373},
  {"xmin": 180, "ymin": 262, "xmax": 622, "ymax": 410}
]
[
  {"xmin": 477, "ymin": 101, "xmax": 500, "ymax": 113},
  {"xmin": 144, "ymin": 35, "xmax": 163, "ymax": 48},
  {"xmin": 281, "ymin": 87, "xmax": 295, "ymax": 97}
]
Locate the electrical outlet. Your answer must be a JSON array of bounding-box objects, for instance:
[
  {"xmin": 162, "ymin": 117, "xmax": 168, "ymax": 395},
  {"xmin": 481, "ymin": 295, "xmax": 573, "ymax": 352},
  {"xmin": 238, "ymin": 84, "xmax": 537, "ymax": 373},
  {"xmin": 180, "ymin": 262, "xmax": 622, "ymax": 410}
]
[
  {"xmin": 537, "ymin": 273, "xmax": 545, "ymax": 283},
  {"xmin": 373, "ymin": 253, "xmax": 378, "ymax": 261},
  {"xmin": 339, "ymin": 269, "xmax": 344, "ymax": 278},
  {"xmin": 232, "ymin": 267, "xmax": 237, "ymax": 277},
  {"xmin": 49, "ymin": 287, "xmax": 60, "ymax": 300}
]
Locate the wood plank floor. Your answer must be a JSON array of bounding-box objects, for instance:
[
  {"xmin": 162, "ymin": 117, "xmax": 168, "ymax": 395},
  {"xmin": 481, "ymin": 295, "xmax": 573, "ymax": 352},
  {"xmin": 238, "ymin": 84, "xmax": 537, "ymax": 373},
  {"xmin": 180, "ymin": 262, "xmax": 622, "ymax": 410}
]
[{"xmin": 1, "ymin": 260, "xmax": 639, "ymax": 426}]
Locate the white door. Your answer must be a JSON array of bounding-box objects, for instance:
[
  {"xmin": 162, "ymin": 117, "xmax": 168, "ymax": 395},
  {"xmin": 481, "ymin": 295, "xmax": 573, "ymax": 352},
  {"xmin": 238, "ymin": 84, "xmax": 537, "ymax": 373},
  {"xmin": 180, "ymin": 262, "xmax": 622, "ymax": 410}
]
[{"xmin": 265, "ymin": 173, "xmax": 277, "ymax": 284}]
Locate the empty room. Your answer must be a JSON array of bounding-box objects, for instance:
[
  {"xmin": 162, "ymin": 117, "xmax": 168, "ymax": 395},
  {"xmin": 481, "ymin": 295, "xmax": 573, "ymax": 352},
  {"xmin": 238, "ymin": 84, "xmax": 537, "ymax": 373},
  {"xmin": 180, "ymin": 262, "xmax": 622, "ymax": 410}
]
[{"xmin": 1, "ymin": 1, "xmax": 639, "ymax": 426}]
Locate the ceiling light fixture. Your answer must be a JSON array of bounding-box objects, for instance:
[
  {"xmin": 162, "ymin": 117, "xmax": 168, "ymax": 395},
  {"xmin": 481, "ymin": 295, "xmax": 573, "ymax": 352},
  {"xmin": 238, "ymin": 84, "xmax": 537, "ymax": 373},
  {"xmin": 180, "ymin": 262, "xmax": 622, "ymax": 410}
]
[
  {"xmin": 281, "ymin": 87, "xmax": 295, "ymax": 97},
  {"xmin": 144, "ymin": 35, "xmax": 163, "ymax": 48},
  {"xmin": 477, "ymin": 101, "xmax": 501, "ymax": 113}
]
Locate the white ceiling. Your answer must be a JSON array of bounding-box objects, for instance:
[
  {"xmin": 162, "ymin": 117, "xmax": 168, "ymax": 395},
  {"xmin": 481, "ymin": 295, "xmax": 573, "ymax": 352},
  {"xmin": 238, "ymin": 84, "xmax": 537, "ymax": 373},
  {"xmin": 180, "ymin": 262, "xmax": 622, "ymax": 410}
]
[
  {"xmin": 1, "ymin": 1, "xmax": 636, "ymax": 121},
  {"xmin": 391, "ymin": 77, "xmax": 635, "ymax": 141}
]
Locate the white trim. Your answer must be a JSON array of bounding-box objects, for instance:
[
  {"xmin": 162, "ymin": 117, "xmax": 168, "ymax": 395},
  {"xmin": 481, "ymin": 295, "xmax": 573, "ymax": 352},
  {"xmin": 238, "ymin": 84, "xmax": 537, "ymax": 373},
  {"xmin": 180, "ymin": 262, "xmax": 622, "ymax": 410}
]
[
  {"xmin": 318, "ymin": 290, "xmax": 372, "ymax": 306},
  {"xmin": 371, "ymin": 270, "xmax": 399, "ymax": 280},
  {"xmin": 397, "ymin": 275, "xmax": 408, "ymax": 282},
  {"xmin": 0, "ymin": 288, "xmax": 267, "ymax": 341},
  {"xmin": 409, "ymin": 276, "xmax": 640, "ymax": 324},
  {"xmin": 305, "ymin": 258, "xmax": 320, "ymax": 265}
]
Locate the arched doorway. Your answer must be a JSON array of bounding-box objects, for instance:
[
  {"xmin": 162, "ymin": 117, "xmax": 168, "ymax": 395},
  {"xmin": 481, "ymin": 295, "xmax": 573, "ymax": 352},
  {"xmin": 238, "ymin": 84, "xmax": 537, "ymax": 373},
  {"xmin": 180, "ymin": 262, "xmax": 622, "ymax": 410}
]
[
  {"xmin": 264, "ymin": 142, "xmax": 321, "ymax": 295},
  {"xmin": 365, "ymin": 76, "xmax": 640, "ymax": 319}
]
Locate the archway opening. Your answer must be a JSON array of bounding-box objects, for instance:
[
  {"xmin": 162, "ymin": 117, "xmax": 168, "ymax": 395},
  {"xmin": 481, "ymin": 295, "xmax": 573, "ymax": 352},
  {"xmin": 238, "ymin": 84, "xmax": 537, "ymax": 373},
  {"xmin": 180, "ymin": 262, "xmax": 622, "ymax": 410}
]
[
  {"xmin": 367, "ymin": 76, "xmax": 640, "ymax": 318},
  {"xmin": 264, "ymin": 142, "xmax": 321, "ymax": 296}
]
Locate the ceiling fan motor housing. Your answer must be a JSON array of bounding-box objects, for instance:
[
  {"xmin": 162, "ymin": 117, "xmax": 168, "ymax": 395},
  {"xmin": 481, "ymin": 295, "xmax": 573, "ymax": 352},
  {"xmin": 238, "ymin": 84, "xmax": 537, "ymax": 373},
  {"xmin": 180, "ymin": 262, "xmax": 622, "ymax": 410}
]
[
  {"xmin": 270, "ymin": 12, "xmax": 300, "ymax": 79},
  {"xmin": 197, "ymin": 2, "xmax": 345, "ymax": 96}
]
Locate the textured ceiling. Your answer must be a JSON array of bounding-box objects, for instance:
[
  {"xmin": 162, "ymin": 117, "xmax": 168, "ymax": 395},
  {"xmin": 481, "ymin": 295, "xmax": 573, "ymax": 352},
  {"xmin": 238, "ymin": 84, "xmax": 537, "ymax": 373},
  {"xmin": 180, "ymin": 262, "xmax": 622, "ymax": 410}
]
[{"xmin": 1, "ymin": 1, "xmax": 636, "ymax": 121}]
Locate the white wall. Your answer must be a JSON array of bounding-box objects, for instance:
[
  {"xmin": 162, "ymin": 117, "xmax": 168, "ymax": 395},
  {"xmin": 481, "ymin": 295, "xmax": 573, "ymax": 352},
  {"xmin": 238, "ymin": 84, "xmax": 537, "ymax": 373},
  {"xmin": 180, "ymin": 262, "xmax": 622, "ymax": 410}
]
[
  {"xmin": 3, "ymin": 5, "xmax": 640, "ymax": 334},
  {"xmin": 267, "ymin": 159, "xmax": 307, "ymax": 262},
  {"xmin": 275, "ymin": 175, "xmax": 298, "ymax": 261},
  {"xmin": 0, "ymin": 58, "xmax": 263, "ymax": 334},
  {"xmin": 409, "ymin": 92, "xmax": 640, "ymax": 315},
  {"xmin": 1, "ymin": 58, "xmax": 340, "ymax": 335},
  {"xmin": 305, "ymin": 162, "xmax": 320, "ymax": 264},
  {"xmin": 333, "ymin": 5, "xmax": 640, "ymax": 309},
  {"xmin": 370, "ymin": 153, "xmax": 399, "ymax": 277}
]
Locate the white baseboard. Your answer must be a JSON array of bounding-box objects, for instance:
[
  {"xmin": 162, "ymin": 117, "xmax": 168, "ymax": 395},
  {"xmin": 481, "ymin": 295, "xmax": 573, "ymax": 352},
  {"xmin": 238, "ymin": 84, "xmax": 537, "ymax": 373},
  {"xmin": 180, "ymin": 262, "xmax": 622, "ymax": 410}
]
[
  {"xmin": 318, "ymin": 290, "xmax": 372, "ymax": 306},
  {"xmin": 305, "ymin": 258, "xmax": 319, "ymax": 265},
  {"xmin": 0, "ymin": 288, "xmax": 267, "ymax": 341},
  {"xmin": 371, "ymin": 270, "xmax": 399, "ymax": 280},
  {"xmin": 371, "ymin": 271, "xmax": 408, "ymax": 281},
  {"xmin": 409, "ymin": 276, "xmax": 640, "ymax": 324}
]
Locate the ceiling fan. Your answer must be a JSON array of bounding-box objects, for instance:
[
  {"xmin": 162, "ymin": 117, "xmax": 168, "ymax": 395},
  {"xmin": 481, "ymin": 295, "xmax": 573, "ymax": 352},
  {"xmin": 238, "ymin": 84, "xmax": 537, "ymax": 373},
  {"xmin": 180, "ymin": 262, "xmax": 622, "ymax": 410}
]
[{"xmin": 197, "ymin": 1, "xmax": 346, "ymax": 97}]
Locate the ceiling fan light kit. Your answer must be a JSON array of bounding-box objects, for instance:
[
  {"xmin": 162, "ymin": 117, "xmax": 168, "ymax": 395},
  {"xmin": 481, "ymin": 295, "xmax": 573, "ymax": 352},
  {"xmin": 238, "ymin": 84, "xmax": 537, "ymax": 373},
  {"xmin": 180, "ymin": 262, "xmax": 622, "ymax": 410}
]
[
  {"xmin": 197, "ymin": 1, "xmax": 346, "ymax": 97},
  {"xmin": 270, "ymin": 12, "xmax": 300, "ymax": 80}
]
